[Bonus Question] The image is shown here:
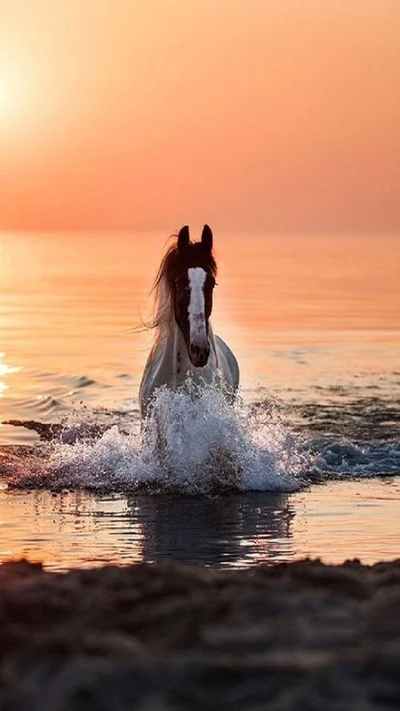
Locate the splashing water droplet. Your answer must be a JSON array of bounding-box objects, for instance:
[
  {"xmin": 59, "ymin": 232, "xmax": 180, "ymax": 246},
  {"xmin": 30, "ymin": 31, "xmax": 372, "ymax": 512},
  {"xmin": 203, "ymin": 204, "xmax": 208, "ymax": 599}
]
[{"xmin": 43, "ymin": 382, "xmax": 306, "ymax": 494}]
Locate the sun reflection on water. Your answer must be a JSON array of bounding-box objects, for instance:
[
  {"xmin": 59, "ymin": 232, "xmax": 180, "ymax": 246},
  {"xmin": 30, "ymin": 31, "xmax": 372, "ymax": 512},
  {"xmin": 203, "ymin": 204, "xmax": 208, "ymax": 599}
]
[{"xmin": 0, "ymin": 352, "xmax": 21, "ymax": 397}]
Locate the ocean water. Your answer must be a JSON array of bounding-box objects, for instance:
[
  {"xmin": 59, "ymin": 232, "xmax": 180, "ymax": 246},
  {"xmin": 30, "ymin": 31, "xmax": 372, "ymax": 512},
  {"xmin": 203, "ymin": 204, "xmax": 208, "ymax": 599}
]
[{"xmin": 0, "ymin": 231, "xmax": 399, "ymax": 569}]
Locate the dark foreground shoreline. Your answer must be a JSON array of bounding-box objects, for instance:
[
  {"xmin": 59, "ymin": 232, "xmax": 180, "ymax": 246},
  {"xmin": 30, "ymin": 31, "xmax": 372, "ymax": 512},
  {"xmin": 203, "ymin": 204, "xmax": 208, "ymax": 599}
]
[{"xmin": 1, "ymin": 559, "xmax": 400, "ymax": 709}]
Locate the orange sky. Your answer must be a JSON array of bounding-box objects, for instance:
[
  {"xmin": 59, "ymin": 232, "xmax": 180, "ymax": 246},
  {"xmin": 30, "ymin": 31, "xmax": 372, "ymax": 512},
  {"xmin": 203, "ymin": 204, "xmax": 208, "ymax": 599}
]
[{"xmin": 0, "ymin": 1, "xmax": 399, "ymax": 233}]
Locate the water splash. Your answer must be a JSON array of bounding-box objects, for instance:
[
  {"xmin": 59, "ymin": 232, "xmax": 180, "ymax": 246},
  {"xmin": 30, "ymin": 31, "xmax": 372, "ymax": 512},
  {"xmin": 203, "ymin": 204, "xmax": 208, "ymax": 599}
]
[
  {"xmin": 41, "ymin": 382, "xmax": 306, "ymax": 494},
  {"xmin": 309, "ymin": 439, "xmax": 400, "ymax": 479},
  {"xmin": 3, "ymin": 384, "xmax": 399, "ymax": 494}
]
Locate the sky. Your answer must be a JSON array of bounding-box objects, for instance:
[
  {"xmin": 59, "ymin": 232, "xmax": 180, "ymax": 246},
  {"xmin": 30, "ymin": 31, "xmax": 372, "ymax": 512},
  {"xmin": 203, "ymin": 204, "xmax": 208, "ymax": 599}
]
[{"xmin": 0, "ymin": 0, "xmax": 399, "ymax": 233}]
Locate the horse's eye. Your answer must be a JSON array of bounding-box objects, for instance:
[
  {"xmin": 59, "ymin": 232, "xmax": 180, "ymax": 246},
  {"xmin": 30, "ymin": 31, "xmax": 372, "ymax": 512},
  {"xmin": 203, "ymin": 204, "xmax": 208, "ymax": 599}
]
[{"xmin": 176, "ymin": 281, "xmax": 190, "ymax": 295}]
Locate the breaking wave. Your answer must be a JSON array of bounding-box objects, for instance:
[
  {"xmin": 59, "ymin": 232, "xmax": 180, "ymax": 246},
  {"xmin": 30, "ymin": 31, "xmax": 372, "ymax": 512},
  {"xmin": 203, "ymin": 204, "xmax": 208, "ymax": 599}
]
[
  {"xmin": 3, "ymin": 383, "xmax": 305, "ymax": 494},
  {"xmin": 1, "ymin": 383, "xmax": 399, "ymax": 495}
]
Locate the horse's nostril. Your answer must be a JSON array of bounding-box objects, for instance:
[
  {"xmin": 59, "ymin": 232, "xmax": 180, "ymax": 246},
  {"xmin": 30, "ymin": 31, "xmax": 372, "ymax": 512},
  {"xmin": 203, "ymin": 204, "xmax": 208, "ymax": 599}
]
[{"xmin": 189, "ymin": 343, "xmax": 210, "ymax": 366}]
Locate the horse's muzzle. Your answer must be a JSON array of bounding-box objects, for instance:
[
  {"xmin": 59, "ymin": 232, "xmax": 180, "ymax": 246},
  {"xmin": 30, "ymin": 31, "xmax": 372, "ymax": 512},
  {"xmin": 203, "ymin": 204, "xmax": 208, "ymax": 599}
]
[{"xmin": 189, "ymin": 343, "xmax": 210, "ymax": 368}]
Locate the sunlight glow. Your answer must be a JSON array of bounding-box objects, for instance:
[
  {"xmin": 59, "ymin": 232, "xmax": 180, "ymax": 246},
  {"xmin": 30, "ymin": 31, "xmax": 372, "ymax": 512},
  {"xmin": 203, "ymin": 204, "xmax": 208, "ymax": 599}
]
[
  {"xmin": 1, "ymin": 1, "xmax": 399, "ymax": 232},
  {"xmin": 0, "ymin": 363, "xmax": 21, "ymax": 377},
  {"xmin": 0, "ymin": 65, "xmax": 43, "ymax": 147},
  {"xmin": 0, "ymin": 355, "xmax": 21, "ymax": 397}
]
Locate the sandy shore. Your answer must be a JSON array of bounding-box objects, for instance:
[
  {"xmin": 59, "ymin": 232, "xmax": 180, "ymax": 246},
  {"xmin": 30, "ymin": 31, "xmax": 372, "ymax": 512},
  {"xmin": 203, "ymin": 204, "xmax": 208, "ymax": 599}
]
[{"xmin": 1, "ymin": 559, "xmax": 400, "ymax": 709}]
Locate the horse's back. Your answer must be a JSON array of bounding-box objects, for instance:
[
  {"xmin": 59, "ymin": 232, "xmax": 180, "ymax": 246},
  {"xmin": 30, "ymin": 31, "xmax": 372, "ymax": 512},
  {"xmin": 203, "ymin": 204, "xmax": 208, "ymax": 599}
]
[{"xmin": 215, "ymin": 335, "xmax": 240, "ymax": 393}]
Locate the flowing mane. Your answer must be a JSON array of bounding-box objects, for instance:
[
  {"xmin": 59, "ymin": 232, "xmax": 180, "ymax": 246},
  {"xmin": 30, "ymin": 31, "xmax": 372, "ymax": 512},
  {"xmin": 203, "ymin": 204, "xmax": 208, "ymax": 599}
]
[{"xmin": 147, "ymin": 237, "xmax": 217, "ymax": 356}]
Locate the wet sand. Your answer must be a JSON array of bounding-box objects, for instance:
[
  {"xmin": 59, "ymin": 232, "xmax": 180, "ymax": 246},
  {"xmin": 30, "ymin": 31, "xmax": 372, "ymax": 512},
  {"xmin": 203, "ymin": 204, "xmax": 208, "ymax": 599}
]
[{"xmin": 1, "ymin": 558, "xmax": 400, "ymax": 709}]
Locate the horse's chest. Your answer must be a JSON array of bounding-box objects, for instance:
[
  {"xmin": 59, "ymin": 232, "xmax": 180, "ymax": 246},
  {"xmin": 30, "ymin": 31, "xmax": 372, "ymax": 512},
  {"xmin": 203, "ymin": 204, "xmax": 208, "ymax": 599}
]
[{"xmin": 143, "ymin": 343, "xmax": 217, "ymax": 399}]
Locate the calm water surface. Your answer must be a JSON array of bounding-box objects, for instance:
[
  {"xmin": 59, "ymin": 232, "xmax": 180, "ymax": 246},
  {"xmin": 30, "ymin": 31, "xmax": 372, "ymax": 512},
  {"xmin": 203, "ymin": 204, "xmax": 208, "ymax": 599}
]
[{"xmin": 0, "ymin": 232, "xmax": 399, "ymax": 569}]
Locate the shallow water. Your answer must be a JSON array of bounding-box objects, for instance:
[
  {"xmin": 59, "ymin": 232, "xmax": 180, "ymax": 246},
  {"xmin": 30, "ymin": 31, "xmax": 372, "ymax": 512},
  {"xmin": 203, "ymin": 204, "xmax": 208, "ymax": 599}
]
[
  {"xmin": 0, "ymin": 232, "xmax": 399, "ymax": 568},
  {"xmin": 1, "ymin": 480, "xmax": 400, "ymax": 571}
]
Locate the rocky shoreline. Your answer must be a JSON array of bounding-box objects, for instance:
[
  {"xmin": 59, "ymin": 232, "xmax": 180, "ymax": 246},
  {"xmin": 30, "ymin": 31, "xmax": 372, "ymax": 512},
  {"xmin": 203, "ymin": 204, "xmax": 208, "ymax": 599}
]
[{"xmin": 1, "ymin": 558, "xmax": 400, "ymax": 709}]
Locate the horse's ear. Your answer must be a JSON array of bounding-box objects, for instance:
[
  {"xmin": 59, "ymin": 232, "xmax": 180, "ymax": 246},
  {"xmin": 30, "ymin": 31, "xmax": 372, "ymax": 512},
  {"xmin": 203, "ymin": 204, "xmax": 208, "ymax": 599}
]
[
  {"xmin": 201, "ymin": 224, "xmax": 213, "ymax": 253},
  {"xmin": 177, "ymin": 225, "xmax": 190, "ymax": 252}
]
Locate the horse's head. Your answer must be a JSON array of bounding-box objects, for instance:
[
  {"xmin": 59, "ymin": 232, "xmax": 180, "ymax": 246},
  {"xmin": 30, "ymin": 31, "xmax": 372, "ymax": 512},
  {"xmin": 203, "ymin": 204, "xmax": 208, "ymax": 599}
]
[{"xmin": 167, "ymin": 225, "xmax": 217, "ymax": 367}]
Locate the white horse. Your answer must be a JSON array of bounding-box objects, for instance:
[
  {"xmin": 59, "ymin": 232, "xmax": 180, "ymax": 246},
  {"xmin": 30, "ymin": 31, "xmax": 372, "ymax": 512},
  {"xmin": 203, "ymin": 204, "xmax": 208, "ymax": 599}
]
[{"xmin": 139, "ymin": 225, "xmax": 239, "ymax": 418}]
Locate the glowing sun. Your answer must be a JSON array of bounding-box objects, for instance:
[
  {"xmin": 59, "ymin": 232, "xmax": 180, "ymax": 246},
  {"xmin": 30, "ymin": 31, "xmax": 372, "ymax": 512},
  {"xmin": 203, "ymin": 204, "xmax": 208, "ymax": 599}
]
[{"xmin": 0, "ymin": 77, "xmax": 9, "ymax": 115}]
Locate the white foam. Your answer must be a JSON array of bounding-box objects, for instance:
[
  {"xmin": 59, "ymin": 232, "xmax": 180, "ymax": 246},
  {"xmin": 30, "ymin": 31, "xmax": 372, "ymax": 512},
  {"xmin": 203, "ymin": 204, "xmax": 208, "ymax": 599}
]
[
  {"xmin": 48, "ymin": 381, "xmax": 305, "ymax": 494},
  {"xmin": 311, "ymin": 439, "xmax": 400, "ymax": 477}
]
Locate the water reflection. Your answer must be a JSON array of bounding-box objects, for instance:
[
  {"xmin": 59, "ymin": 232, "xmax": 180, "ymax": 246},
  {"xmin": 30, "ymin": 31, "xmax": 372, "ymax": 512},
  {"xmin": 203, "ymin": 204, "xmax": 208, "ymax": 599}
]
[
  {"xmin": 1, "ymin": 479, "xmax": 400, "ymax": 570},
  {"xmin": 131, "ymin": 492, "xmax": 294, "ymax": 567},
  {"xmin": 0, "ymin": 352, "xmax": 21, "ymax": 397},
  {"xmin": 0, "ymin": 489, "xmax": 294, "ymax": 570}
]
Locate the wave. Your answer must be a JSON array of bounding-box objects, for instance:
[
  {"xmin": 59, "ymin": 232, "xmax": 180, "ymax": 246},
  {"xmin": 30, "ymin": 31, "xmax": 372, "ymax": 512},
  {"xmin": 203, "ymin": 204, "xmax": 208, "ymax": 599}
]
[
  {"xmin": 1, "ymin": 383, "xmax": 399, "ymax": 495},
  {"xmin": 309, "ymin": 438, "xmax": 400, "ymax": 479},
  {"xmin": 1, "ymin": 384, "xmax": 304, "ymax": 494},
  {"xmin": 13, "ymin": 394, "xmax": 69, "ymax": 415}
]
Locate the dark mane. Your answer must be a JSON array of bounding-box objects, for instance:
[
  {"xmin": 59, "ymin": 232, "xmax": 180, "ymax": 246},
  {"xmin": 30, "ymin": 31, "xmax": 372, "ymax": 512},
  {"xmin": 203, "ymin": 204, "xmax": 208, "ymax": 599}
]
[
  {"xmin": 143, "ymin": 238, "xmax": 217, "ymax": 351},
  {"xmin": 153, "ymin": 240, "xmax": 217, "ymax": 293}
]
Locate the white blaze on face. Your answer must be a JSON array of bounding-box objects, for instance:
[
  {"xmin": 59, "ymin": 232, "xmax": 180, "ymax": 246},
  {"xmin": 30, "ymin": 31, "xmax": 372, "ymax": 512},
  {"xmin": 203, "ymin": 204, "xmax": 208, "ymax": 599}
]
[{"xmin": 188, "ymin": 267, "xmax": 208, "ymax": 345}]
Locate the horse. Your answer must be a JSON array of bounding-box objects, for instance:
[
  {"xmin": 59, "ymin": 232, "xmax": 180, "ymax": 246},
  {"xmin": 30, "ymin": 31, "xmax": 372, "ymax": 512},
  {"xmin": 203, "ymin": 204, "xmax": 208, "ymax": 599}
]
[{"xmin": 139, "ymin": 225, "xmax": 239, "ymax": 419}]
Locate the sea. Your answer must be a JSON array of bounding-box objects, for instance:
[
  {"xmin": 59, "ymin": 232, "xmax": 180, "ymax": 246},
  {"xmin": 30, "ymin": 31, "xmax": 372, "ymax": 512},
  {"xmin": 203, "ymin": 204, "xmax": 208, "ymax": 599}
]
[{"xmin": 0, "ymin": 231, "xmax": 399, "ymax": 570}]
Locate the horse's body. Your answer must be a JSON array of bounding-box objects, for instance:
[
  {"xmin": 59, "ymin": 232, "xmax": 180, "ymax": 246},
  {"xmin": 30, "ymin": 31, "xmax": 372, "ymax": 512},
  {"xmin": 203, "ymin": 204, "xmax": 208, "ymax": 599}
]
[{"xmin": 139, "ymin": 225, "xmax": 239, "ymax": 418}]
